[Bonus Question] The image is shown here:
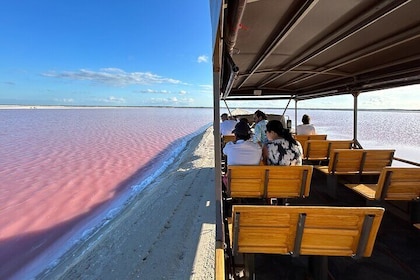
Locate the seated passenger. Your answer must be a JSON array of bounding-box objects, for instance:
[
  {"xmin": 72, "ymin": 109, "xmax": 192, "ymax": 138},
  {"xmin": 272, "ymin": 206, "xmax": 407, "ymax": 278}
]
[
  {"xmin": 252, "ymin": 110, "xmax": 269, "ymax": 146},
  {"xmin": 263, "ymin": 120, "xmax": 303, "ymax": 166},
  {"xmin": 223, "ymin": 121, "xmax": 262, "ymax": 166},
  {"xmin": 296, "ymin": 114, "xmax": 316, "ymax": 135},
  {"xmin": 220, "ymin": 113, "xmax": 238, "ymax": 136},
  {"xmin": 239, "ymin": 117, "xmax": 250, "ymax": 126}
]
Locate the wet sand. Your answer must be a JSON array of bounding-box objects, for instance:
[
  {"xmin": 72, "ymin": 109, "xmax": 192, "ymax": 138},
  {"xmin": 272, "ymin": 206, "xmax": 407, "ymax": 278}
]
[{"xmin": 35, "ymin": 128, "xmax": 216, "ymax": 280}]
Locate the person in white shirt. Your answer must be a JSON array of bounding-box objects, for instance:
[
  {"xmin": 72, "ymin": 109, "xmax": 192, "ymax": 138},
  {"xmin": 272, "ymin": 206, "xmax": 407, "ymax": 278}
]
[
  {"xmin": 223, "ymin": 121, "xmax": 262, "ymax": 166},
  {"xmin": 220, "ymin": 113, "xmax": 238, "ymax": 136},
  {"xmin": 296, "ymin": 114, "xmax": 316, "ymax": 135}
]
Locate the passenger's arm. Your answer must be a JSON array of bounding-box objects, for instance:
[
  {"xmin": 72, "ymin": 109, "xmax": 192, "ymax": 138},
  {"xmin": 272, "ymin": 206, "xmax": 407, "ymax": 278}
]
[{"xmin": 262, "ymin": 144, "xmax": 269, "ymax": 165}]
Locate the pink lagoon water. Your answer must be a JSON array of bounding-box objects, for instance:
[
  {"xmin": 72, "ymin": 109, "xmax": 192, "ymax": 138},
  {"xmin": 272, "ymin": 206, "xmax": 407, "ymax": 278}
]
[
  {"xmin": 0, "ymin": 107, "xmax": 212, "ymax": 279},
  {"xmin": 264, "ymin": 108, "xmax": 420, "ymax": 163},
  {"xmin": 1, "ymin": 107, "xmax": 419, "ymax": 279},
  {"xmin": 294, "ymin": 109, "xmax": 420, "ymax": 163}
]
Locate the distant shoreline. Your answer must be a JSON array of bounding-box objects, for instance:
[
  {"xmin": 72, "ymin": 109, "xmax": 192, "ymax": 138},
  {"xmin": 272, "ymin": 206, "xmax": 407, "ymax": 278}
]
[{"xmin": 1, "ymin": 104, "xmax": 419, "ymax": 112}]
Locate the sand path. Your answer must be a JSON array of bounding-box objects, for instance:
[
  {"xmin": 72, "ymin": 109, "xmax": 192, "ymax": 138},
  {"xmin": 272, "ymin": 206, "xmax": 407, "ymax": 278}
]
[{"xmin": 37, "ymin": 128, "xmax": 215, "ymax": 279}]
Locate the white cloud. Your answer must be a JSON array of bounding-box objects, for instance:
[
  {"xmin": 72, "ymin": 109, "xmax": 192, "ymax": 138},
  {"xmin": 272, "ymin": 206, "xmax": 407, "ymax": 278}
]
[
  {"xmin": 148, "ymin": 97, "xmax": 194, "ymax": 105},
  {"xmin": 200, "ymin": 84, "xmax": 213, "ymax": 94},
  {"xmin": 361, "ymin": 95, "xmax": 387, "ymax": 107},
  {"xmin": 183, "ymin": 97, "xmax": 194, "ymax": 104},
  {"xmin": 197, "ymin": 55, "xmax": 208, "ymax": 63},
  {"xmin": 97, "ymin": 96, "xmax": 126, "ymax": 104},
  {"xmin": 43, "ymin": 68, "xmax": 183, "ymax": 86},
  {"xmin": 357, "ymin": 85, "xmax": 420, "ymax": 109},
  {"xmin": 54, "ymin": 98, "xmax": 74, "ymax": 103},
  {"xmin": 149, "ymin": 97, "xmax": 176, "ymax": 104},
  {"xmin": 138, "ymin": 89, "xmax": 171, "ymax": 94},
  {"xmin": 135, "ymin": 89, "xmax": 188, "ymax": 95}
]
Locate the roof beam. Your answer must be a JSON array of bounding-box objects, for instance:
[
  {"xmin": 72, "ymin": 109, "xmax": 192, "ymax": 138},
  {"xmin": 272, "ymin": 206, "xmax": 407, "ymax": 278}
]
[
  {"xmin": 279, "ymin": 26, "xmax": 420, "ymax": 89},
  {"xmin": 236, "ymin": 0, "xmax": 318, "ymax": 89},
  {"xmin": 259, "ymin": 0, "xmax": 412, "ymax": 87}
]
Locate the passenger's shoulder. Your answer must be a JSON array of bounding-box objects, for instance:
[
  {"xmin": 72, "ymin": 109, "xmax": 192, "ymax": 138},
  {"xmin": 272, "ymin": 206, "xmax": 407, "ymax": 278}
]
[
  {"xmin": 246, "ymin": 140, "xmax": 262, "ymax": 148},
  {"xmin": 225, "ymin": 141, "xmax": 235, "ymax": 147}
]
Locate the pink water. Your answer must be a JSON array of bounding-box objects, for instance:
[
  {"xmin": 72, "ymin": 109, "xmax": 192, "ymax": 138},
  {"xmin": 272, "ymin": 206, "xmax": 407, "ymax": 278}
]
[
  {"xmin": 0, "ymin": 107, "xmax": 212, "ymax": 279},
  {"xmin": 1, "ymin": 107, "xmax": 419, "ymax": 279}
]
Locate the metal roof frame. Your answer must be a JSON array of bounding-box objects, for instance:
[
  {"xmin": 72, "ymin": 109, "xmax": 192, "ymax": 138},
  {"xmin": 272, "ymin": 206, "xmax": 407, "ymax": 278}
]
[
  {"xmin": 212, "ymin": 0, "xmax": 420, "ymax": 101},
  {"xmin": 210, "ymin": 0, "xmax": 420, "ymax": 265}
]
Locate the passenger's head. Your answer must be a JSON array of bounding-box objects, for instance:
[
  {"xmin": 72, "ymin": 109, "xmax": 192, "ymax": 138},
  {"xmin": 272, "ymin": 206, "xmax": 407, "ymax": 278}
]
[
  {"xmin": 253, "ymin": 110, "xmax": 267, "ymax": 123},
  {"xmin": 221, "ymin": 113, "xmax": 228, "ymax": 121},
  {"xmin": 265, "ymin": 120, "xmax": 297, "ymax": 144},
  {"xmin": 239, "ymin": 117, "xmax": 249, "ymax": 124},
  {"xmin": 265, "ymin": 120, "xmax": 284, "ymax": 139},
  {"xmin": 302, "ymin": 114, "xmax": 310, "ymax": 124},
  {"xmin": 232, "ymin": 121, "xmax": 251, "ymax": 141}
]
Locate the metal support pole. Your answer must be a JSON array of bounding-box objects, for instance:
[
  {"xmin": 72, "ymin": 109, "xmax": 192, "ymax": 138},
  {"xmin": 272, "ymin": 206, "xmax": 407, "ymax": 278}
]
[
  {"xmin": 353, "ymin": 91, "xmax": 360, "ymax": 147},
  {"xmin": 294, "ymin": 99, "xmax": 298, "ymax": 134},
  {"xmin": 213, "ymin": 69, "xmax": 224, "ymax": 253},
  {"xmin": 223, "ymin": 99, "xmax": 232, "ymax": 117}
]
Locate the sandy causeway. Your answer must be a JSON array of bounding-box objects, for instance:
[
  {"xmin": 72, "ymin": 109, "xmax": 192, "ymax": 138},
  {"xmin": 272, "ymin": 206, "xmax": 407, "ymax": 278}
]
[{"xmin": 36, "ymin": 127, "xmax": 216, "ymax": 279}]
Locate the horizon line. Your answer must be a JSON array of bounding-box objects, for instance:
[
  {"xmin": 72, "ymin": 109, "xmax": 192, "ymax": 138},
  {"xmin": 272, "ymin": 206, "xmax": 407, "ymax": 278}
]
[{"xmin": 1, "ymin": 104, "xmax": 419, "ymax": 112}]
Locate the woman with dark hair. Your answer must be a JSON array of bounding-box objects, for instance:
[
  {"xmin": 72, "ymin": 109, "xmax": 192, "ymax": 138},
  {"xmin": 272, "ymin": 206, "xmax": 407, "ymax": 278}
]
[{"xmin": 262, "ymin": 120, "xmax": 303, "ymax": 165}]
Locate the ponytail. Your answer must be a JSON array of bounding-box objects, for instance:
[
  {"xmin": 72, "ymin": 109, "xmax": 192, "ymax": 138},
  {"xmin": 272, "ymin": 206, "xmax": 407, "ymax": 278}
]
[{"xmin": 282, "ymin": 128, "xmax": 297, "ymax": 145}]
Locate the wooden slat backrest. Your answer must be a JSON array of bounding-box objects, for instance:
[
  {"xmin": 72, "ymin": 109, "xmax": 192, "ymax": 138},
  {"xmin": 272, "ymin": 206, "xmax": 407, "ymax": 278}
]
[
  {"xmin": 304, "ymin": 140, "xmax": 330, "ymax": 160},
  {"xmin": 362, "ymin": 150, "xmax": 394, "ymax": 174},
  {"xmin": 232, "ymin": 205, "xmax": 298, "ymax": 254},
  {"xmin": 227, "ymin": 165, "xmax": 313, "ymax": 199},
  {"xmin": 222, "ymin": 134, "xmax": 235, "ymax": 145},
  {"xmin": 328, "ymin": 149, "xmax": 394, "ymax": 175},
  {"xmin": 329, "ymin": 140, "xmax": 354, "ymax": 152},
  {"xmin": 294, "ymin": 134, "xmax": 327, "ymax": 157},
  {"xmin": 375, "ymin": 167, "xmax": 420, "ymax": 200},
  {"xmin": 305, "ymin": 140, "xmax": 353, "ymax": 161},
  {"xmin": 228, "ymin": 166, "xmax": 266, "ymax": 198},
  {"xmin": 265, "ymin": 165, "xmax": 313, "ymax": 198},
  {"xmin": 231, "ymin": 205, "xmax": 385, "ymax": 258},
  {"xmin": 328, "ymin": 149, "xmax": 365, "ymax": 174}
]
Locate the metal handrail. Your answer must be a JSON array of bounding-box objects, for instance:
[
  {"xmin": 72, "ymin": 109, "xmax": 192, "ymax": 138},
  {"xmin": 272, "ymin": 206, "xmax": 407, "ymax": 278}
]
[{"xmin": 393, "ymin": 157, "xmax": 420, "ymax": 167}]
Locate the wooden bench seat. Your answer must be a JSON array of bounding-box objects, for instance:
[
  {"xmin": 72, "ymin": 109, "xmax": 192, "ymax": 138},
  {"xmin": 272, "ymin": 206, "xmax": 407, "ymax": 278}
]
[
  {"xmin": 344, "ymin": 167, "xmax": 420, "ymax": 224},
  {"xmin": 227, "ymin": 165, "xmax": 313, "ymax": 200},
  {"xmin": 293, "ymin": 134, "xmax": 327, "ymax": 157},
  {"xmin": 344, "ymin": 167, "xmax": 420, "ymax": 201},
  {"xmin": 221, "ymin": 135, "xmax": 236, "ymax": 174},
  {"xmin": 315, "ymin": 149, "xmax": 395, "ymax": 197},
  {"xmin": 222, "ymin": 134, "xmax": 235, "ymax": 145},
  {"xmin": 230, "ymin": 205, "xmax": 385, "ymax": 279},
  {"xmin": 304, "ymin": 140, "xmax": 353, "ymax": 164}
]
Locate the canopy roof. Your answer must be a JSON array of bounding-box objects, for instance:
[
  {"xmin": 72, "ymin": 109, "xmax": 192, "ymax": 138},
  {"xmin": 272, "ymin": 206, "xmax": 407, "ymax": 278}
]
[{"xmin": 212, "ymin": 0, "xmax": 420, "ymax": 101}]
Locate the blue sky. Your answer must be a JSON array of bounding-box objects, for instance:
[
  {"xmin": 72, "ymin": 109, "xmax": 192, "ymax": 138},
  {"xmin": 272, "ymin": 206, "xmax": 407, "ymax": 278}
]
[
  {"xmin": 1, "ymin": 1, "xmax": 213, "ymax": 107},
  {"xmin": 1, "ymin": 1, "xmax": 419, "ymax": 109}
]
